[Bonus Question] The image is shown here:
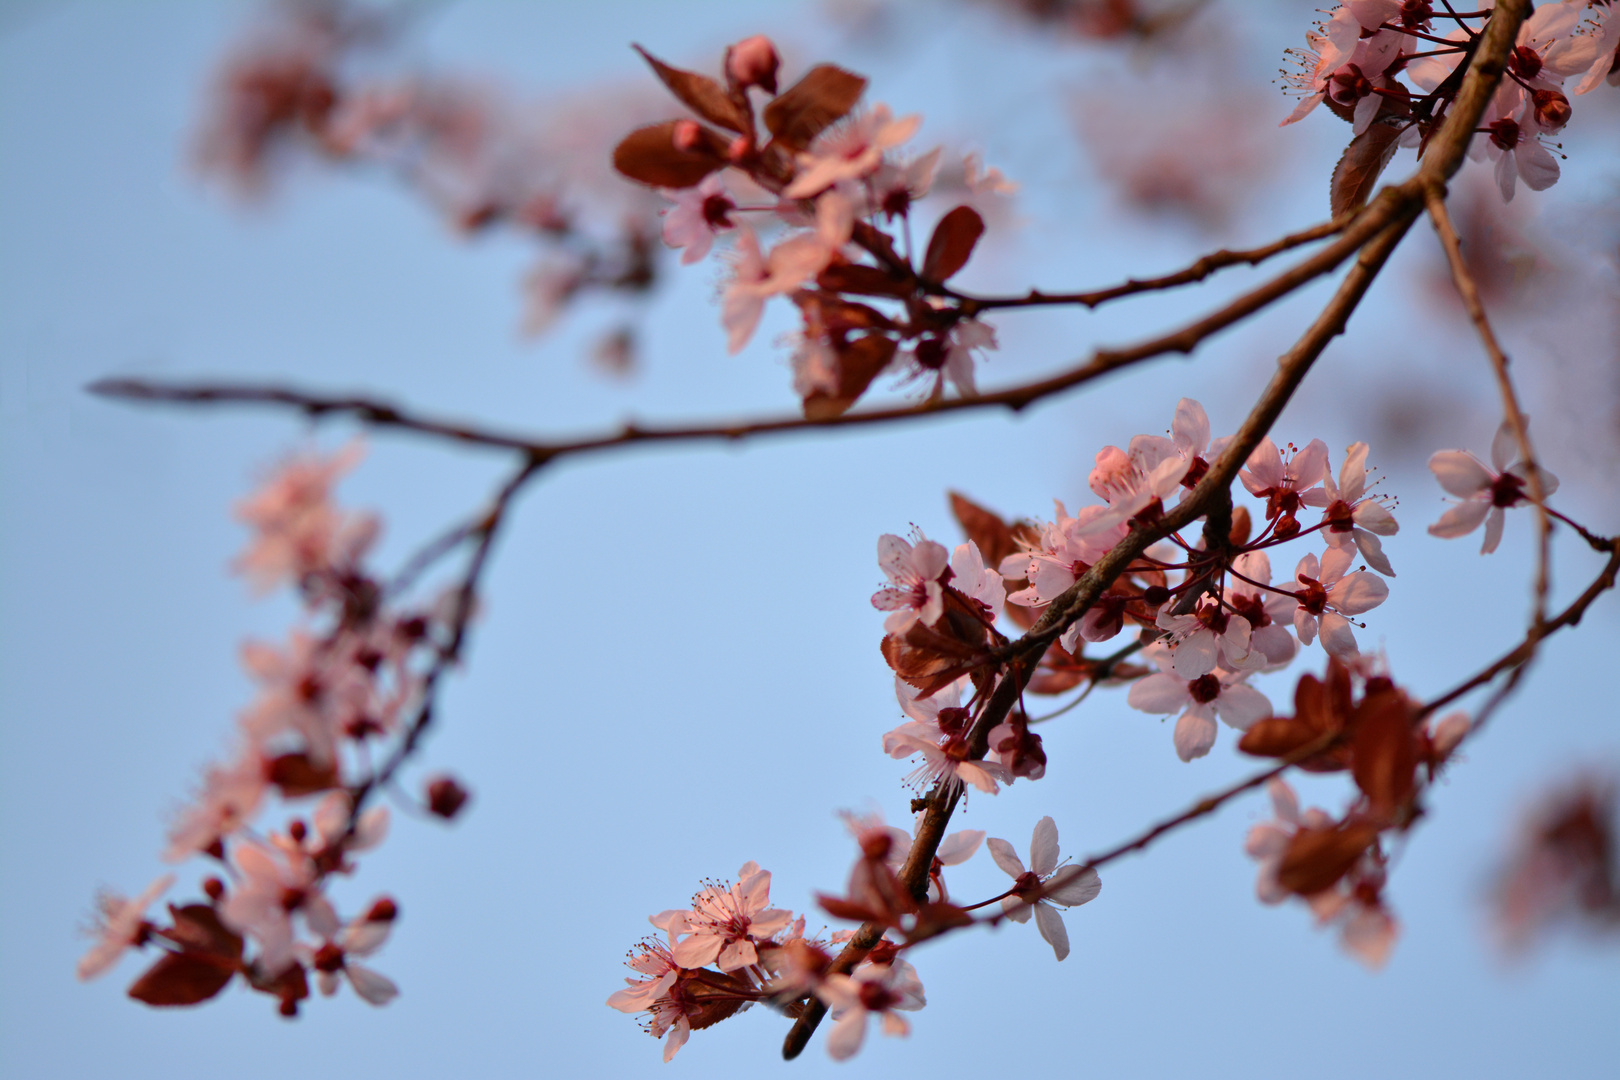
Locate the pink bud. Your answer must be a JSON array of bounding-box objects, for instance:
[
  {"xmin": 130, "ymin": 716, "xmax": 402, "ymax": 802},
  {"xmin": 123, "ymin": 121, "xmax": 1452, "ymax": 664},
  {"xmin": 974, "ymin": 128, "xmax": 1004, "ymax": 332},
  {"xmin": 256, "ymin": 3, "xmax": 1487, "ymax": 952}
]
[
  {"xmin": 672, "ymin": 119, "xmax": 701, "ymax": 152},
  {"xmin": 727, "ymin": 35, "xmax": 780, "ymax": 94}
]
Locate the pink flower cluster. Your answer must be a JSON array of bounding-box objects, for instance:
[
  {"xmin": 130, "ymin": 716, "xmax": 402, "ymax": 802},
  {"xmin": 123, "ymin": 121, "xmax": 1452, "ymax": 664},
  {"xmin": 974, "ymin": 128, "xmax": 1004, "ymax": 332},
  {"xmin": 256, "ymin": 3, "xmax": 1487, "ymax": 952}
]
[
  {"xmin": 877, "ymin": 399, "xmax": 1400, "ymax": 765},
  {"xmin": 1283, "ymin": 0, "xmax": 1617, "ymax": 202},
  {"xmin": 615, "ymin": 35, "xmax": 1015, "ymax": 414},
  {"xmin": 80, "ymin": 445, "xmax": 461, "ymax": 1015}
]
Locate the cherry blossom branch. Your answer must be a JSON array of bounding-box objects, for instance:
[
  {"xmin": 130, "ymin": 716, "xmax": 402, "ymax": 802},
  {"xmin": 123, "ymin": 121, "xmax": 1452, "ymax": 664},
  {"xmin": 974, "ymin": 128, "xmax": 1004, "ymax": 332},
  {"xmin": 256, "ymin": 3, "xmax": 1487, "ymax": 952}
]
[
  {"xmin": 785, "ymin": 4, "xmax": 1529, "ymax": 1055},
  {"xmin": 1423, "ymin": 189, "xmax": 1552, "ymax": 624},
  {"xmin": 83, "ymin": 207, "xmax": 1412, "ymax": 459},
  {"xmin": 342, "ymin": 453, "xmax": 543, "ymax": 842},
  {"xmin": 946, "ymin": 217, "xmax": 1349, "ymax": 315}
]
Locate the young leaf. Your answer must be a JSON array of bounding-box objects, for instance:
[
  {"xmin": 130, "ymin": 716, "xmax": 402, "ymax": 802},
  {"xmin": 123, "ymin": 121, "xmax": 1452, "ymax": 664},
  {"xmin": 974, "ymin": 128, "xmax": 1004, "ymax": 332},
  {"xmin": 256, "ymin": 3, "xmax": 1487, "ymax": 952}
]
[
  {"xmin": 763, "ymin": 64, "xmax": 867, "ymax": 150},
  {"xmin": 127, "ymin": 952, "xmax": 235, "ymax": 1007},
  {"xmin": 632, "ymin": 45, "xmax": 749, "ymax": 134},
  {"xmin": 612, "ymin": 121, "xmax": 728, "ymax": 189},
  {"xmin": 1329, "ymin": 123, "xmax": 1400, "ymax": 218},
  {"xmin": 921, "ymin": 206, "xmax": 985, "ymax": 283},
  {"xmin": 801, "ymin": 333, "xmax": 897, "ymax": 420}
]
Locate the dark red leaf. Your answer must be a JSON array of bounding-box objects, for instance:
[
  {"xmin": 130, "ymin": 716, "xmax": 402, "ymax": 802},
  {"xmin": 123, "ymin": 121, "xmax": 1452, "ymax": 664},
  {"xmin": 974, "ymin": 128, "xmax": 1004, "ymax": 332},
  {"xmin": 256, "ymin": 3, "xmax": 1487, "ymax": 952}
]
[
  {"xmin": 816, "ymin": 260, "xmax": 913, "ymax": 298},
  {"xmin": 921, "ymin": 205, "xmax": 985, "ymax": 283},
  {"xmin": 127, "ymin": 952, "xmax": 235, "ymax": 1007},
  {"xmin": 1329, "ymin": 123, "xmax": 1400, "ymax": 218},
  {"xmin": 632, "ymin": 45, "xmax": 750, "ymax": 134},
  {"xmin": 1350, "ymin": 688, "xmax": 1419, "ymax": 818},
  {"xmin": 612, "ymin": 121, "xmax": 728, "ymax": 189},
  {"xmin": 763, "ymin": 64, "xmax": 867, "ymax": 150},
  {"xmin": 266, "ymin": 752, "xmax": 340, "ymax": 797},
  {"xmin": 802, "ymin": 333, "xmax": 897, "ymax": 419},
  {"xmin": 1275, "ymin": 821, "xmax": 1380, "ymax": 897},
  {"xmin": 163, "ymin": 904, "xmax": 244, "ymax": 960}
]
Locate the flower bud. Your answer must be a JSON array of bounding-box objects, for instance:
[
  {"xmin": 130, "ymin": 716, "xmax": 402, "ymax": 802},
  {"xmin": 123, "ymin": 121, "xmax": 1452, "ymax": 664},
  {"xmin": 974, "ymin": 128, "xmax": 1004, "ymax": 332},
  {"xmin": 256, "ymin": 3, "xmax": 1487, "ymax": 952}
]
[
  {"xmin": 726, "ymin": 35, "xmax": 780, "ymax": 94},
  {"xmin": 425, "ymin": 775, "xmax": 471, "ymax": 820},
  {"xmin": 1531, "ymin": 88, "xmax": 1571, "ymax": 132}
]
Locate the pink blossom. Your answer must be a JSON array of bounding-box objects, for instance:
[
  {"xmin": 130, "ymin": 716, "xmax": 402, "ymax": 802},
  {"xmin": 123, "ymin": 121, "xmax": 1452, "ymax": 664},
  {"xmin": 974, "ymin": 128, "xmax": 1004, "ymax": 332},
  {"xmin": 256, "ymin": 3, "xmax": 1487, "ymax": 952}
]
[
  {"xmin": 1127, "ymin": 644, "xmax": 1272, "ymax": 762},
  {"xmin": 1223, "ymin": 551, "xmax": 1299, "ymax": 670},
  {"xmin": 1155, "ymin": 598, "xmax": 1253, "ymax": 679},
  {"xmin": 880, "ymin": 812, "xmax": 984, "ymax": 903},
  {"xmin": 1427, "ymin": 419, "xmax": 1559, "ymax": 554},
  {"xmin": 1289, "ymin": 546, "xmax": 1389, "ymax": 658},
  {"xmin": 1482, "ymin": 105, "xmax": 1561, "ymax": 203},
  {"xmin": 784, "ymin": 105, "xmax": 921, "ymax": 199},
  {"xmin": 818, "ymin": 959, "xmax": 926, "ymax": 1059},
  {"xmin": 308, "ymin": 900, "xmax": 399, "ymax": 1005},
  {"xmin": 871, "ymin": 530, "xmax": 950, "ymax": 634},
  {"xmin": 1084, "ymin": 440, "xmax": 1192, "ymax": 534},
  {"xmin": 667, "ymin": 861, "xmax": 794, "ymax": 972},
  {"xmin": 234, "ymin": 443, "xmax": 376, "ymax": 594},
  {"xmin": 77, "ymin": 874, "xmax": 176, "ymax": 980},
  {"xmin": 950, "ymin": 540, "xmax": 1004, "ymax": 617},
  {"xmin": 164, "ymin": 749, "xmax": 270, "ymax": 862},
  {"xmin": 868, "ymin": 147, "xmax": 941, "ymax": 220},
  {"xmin": 220, "ymin": 839, "xmax": 341, "ymax": 975},
  {"xmin": 1241, "ymin": 436, "xmax": 1329, "ymax": 526},
  {"xmin": 721, "ymin": 193, "xmax": 852, "ymax": 354},
  {"xmin": 1001, "ymin": 502, "xmax": 1129, "ymax": 648},
  {"xmin": 659, "ymin": 173, "xmax": 735, "ymax": 264},
  {"xmin": 1301, "ymin": 441, "xmax": 1398, "ymax": 576},
  {"xmin": 606, "ymin": 938, "xmax": 692, "ymax": 1062},
  {"xmin": 986, "ymin": 816, "xmax": 1101, "ymax": 961},
  {"xmin": 1278, "ymin": 8, "xmax": 1369, "ymax": 126}
]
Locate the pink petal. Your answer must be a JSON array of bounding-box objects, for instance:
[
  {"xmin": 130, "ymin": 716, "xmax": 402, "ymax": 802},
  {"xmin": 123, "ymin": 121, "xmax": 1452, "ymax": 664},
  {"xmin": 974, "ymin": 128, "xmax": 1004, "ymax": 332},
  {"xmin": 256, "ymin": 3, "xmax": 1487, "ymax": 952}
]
[
  {"xmin": 1044, "ymin": 865, "xmax": 1101, "ymax": 907},
  {"xmin": 1481, "ymin": 505, "xmax": 1506, "ymax": 554},
  {"xmin": 1127, "ymin": 672, "xmax": 1191, "ymax": 715},
  {"xmin": 1428, "ymin": 451, "xmax": 1492, "ymax": 497},
  {"xmin": 987, "ymin": 837, "xmax": 1025, "ymax": 879},
  {"xmin": 1033, "ymin": 901, "xmax": 1071, "ymax": 961},
  {"xmin": 1428, "ymin": 497, "xmax": 1491, "ymax": 539},
  {"xmin": 346, "ymin": 963, "xmax": 399, "ymax": 1005},
  {"xmin": 1030, "ymin": 816, "xmax": 1060, "ymax": 878},
  {"xmin": 1173, "ymin": 711, "xmax": 1218, "ymax": 761},
  {"xmin": 1318, "ymin": 612, "xmax": 1360, "ymax": 658},
  {"xmin": 1214, "ymin": 683, "xmax": 1272, "ymax": 730}
]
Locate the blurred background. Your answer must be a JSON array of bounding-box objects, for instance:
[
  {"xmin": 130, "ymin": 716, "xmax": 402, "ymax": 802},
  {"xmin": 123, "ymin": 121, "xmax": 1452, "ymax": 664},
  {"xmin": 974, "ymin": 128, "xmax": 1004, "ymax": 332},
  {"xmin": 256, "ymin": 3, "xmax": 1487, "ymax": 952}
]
[{"xmin": 2, "ymin": 1, "xmax": 1617, "ymax": 1076}]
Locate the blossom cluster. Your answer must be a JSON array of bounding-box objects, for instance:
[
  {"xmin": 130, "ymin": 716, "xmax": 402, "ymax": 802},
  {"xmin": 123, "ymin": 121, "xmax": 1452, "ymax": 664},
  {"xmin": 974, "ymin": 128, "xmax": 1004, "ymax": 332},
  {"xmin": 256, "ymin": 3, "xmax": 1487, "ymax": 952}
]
[
  {"xmin": 608, "ymin": 811, "xmax": 1100, "ymax": 1061},
  {"xmin": 79, "ymin": 445, "xmax": 467, "ymax": 1014},
  {"xmin": 865, "ymin": 401, "xmax": 1587, "ymax": 970},
  {"xmin": 1283, "ymin": 0, "xmax": 1618, "ymax": 205},
  {"xmin": 613, "ymin": 35, "xmax": 1014, "ymax": 413}
]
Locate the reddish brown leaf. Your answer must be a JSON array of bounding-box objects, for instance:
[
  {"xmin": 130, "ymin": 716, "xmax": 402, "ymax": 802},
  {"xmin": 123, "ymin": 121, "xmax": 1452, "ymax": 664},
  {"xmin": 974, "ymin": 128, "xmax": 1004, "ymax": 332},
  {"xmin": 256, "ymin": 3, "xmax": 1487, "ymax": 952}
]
[
  {"xmin": 127, "ymin": 952, "xmax": 235, "ymax": 1007},
  {"xmin": 163, "ymin": 904, "xmax": 244, "ymax": 960},
  {"xmin": 266, "ymin": 752, "xmax": 339, "ymax": 797},
  {"xmin": 763, "ymin": 64, "xmax": 867, "ymax": 150},
  {"xmin": 632, "ymin": 45, "xmax": 750, "ymax": 134},
  {"xmin": 1350, "ymin": 688, "xmax": 1419, "ymax": 818},
  {"xmin": 1236, "ymin": 717, "xmax": 1323, "ymax": 759},
  {"xmin": 816, "ymin": 261, "xmax": 913, "ymax": 298},
  {"xmin": 612, "ymin": 121, "xmax": 728, "ymax": 189},
  {"xmin": 1275, "ymin": 821, "xmax": 1381, "ymax": 897},
  {"xmin": 677, "ymin": 968, "xmax": 756, "ymax": 1031},
  {"xmin": 948, "ymin": 492, "xmax": 1023, "ymax": 570},
  {"xmin": 802, "ymin": 333, "xmax": 897, "ymax": 419},
  {"xmin": 816, "ymin": 893, "xmax": 888, "ymax": 924},
  {"xmin": 921, "ymin": 205, "xmax": 985, "ymax": 283},
  {"xmin": 1227, "ymin": 505, "xmax": 1252, "ymax": 548},
  {"xmin": 906, "ymin": 901, "xmax": 975, "ymax": 943},
  {"xmin": 1330, "ymin": 123, "xmax": 1401, "ymax": 218}
]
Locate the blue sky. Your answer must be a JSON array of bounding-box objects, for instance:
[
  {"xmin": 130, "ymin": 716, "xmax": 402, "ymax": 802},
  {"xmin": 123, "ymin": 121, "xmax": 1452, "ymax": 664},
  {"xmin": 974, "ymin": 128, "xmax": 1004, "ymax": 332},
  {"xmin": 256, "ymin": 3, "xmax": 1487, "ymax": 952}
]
[{"xmin": 2, "ymin": 2, "xmax": 1617, "ymax": 1077}]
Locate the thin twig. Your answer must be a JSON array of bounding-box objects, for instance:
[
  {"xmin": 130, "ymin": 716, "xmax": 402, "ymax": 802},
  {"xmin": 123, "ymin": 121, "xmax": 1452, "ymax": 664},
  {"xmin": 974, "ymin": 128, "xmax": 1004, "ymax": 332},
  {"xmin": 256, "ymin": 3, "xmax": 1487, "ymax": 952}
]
[
  {"xmin": 1424, "ymin": 190, "xmax": 1552, "ymax": 624},
  {"xmin": 948, "ymin": 217, "xmax": 1348, "ymax": 315}
]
